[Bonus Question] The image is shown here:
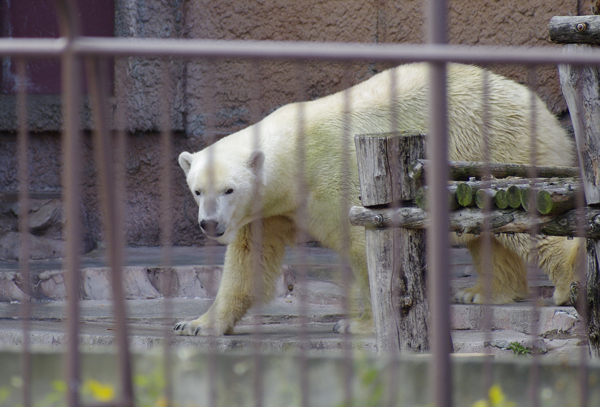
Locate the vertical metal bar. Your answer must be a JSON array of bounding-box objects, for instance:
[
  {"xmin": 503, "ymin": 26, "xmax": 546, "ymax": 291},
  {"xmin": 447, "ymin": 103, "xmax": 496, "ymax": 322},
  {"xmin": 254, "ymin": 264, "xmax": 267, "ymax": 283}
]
[
  {"xmin": 62, "ymin": 46, "xmax": 82, "ymax": 407},
  {"xmin": 53, "ymin": 1, "xmax": 82, "ymax": 406},
  {"xmin": 575, "ymin": 183, "xmax": 589, "ymax": 407},
  {"xmin": 202, "ymin": 57, "xmax": 219, "ymax": 407},
  {"xmin": 340, "ymin": 66, "xmax": 354, "ymax": 407},
  {"xmin": 159, "ymin": 57, "xmax": 174, "ymax": 407},
  {"xmin": 85, "ymin": 56, "xmax": 134, "ymax": 407},
  {"xmin": 16, "ymin": 57, "xmax": 32, "ymax": 407},
  {"xmin": 480, "ymin": 69, "xmax": 494, "ymax": 394},
  {"xmin": 292, "ymin": 61, "xmax": 310, "ymax": 407},
  {"xmin": 249, "ymin": 59, "xmax": 264, "ymax": 407},
  {"xmin": 426, "ymin": 1, "xmax": 453, "ymax": 407},
  {"xmin": 526, "ymin": 67, "xmax": 541, "ymax": 407},
  {"xmin": 385, "ymin": 65, "xmax": 401, "ymax": 407}
]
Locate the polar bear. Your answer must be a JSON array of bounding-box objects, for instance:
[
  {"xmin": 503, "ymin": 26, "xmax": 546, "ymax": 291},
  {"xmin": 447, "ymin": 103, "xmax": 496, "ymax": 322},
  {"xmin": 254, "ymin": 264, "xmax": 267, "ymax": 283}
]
[{"xmin": 175, "ymin": 63, "xmax": 581, "ymax": 336}]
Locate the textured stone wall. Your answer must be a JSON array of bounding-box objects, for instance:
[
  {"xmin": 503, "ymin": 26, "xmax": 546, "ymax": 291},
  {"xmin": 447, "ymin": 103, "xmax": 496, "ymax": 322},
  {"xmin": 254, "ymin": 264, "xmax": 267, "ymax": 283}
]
[{"xmin": 0, "ymin": 0, "xmax": 583, "ymax": 258}]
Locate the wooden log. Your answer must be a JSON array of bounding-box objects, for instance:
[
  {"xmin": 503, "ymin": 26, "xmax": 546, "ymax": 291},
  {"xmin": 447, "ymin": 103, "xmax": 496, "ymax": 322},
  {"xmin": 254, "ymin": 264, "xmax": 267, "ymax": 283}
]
[
  {"xmin": 559, "ymin": 49, "xmax": 600, "ymax": 357},
  {"xmin": 355, "ymin": 132, "xmax": 426, "ymax": 206},
  {"xmin": 349, "ymin": 205, "xmax": 600, "ymax": 239},
  {"xmin": 494, "ymin": 189, "xmax": 509, "ymax": 209},
  {"xmin": 475, "ymin": 188, "xmax": 495, "ymax": 209},
  {"xmin": 354, "ymin": 132, "xmax": 428, "ymax": 353},
  {"xmin": 536, "ymin": 187, "xmax": 577, "ymax": 215},
  {"xmin": 415, "ymin": 185, "xmax": 460, "ymax": 211},
  {"xmin": 506, "ymin": 185, "xmax": 525, "ymax": 209},
  {"xmin": 549, "ymin": 16, "xmax": 600, "ymax": 44},
  {"xmin": 409, "ymin": 159, "xmax": 579, "ymax": 181},
  {"xmin": 520, "ymin": 187, "xmax": 533, "ymax": 212},
  {"xmin": 455, "ymin": 182, "xmax": 475, "ymax": 207}
]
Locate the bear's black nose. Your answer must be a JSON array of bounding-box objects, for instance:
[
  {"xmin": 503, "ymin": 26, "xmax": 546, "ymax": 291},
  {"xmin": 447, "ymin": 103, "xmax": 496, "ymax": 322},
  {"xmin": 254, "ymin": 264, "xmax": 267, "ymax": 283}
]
[{"xmin": 200, "ymin": 219, "xmax": 221, "ymax": 237}]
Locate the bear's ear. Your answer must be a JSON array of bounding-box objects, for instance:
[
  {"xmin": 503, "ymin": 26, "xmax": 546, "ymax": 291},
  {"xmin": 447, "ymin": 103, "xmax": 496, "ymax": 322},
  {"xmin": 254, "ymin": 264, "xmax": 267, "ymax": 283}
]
[
  {"xmin": 248, "ymin": 150, "xmax": 264, "ymax": 173},
  {"xmin": 178, "ymin": 152, "xmax": 194, "ymax": 175}
]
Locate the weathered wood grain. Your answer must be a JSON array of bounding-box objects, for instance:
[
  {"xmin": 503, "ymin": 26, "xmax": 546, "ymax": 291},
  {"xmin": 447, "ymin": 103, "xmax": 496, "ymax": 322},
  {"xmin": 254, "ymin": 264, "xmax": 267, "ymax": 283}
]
[
  {"xmin": 350, "ymin": 205, "xmax": 600, "ymax": 238},
  {"xmin": 558, "ymin": 45, "xmax": 600, "ymax": 357},
  {"xmin": 355, "ymin": 132, "xmax": 429, "ymax": 353},
  {"xmin": 409, "ymin": 159, "xmax": 579, "ymax": 181},
  {"xmin": 549, "ymin": 16, "xmax": 600, "ymax": 44}
]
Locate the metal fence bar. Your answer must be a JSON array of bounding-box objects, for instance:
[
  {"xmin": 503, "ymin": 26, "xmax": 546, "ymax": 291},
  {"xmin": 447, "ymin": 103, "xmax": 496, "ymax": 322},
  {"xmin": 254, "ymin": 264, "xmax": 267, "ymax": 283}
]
[
  {"xmin": 427, "ymin": 1, "xmax": 453, "ymax": 407},
  {"xmin": 16, "ymin": 57, "xmax": 31, "ymax": 407},
  {"xmin": 3, "ymin": 37, "xmax": 600, "ymax": 66},
  {"xmin": 159, "ymin": 57, "xmax": 175, "ymax": 407},
  {"xmin": 291, "ymin": 61, "xmax": 312, "ymax": 407},
  {"xmin": 340, "ymin": 70, "xmax": 356, "ymax": 407},
  {"xmin": 526, "ymin": 66, "xmax": 542, "ymax": 407},
  {"xmin": 56, "ymin": 0, "xmax": 82, "ymax": 407},
  {"xmin": 479, "ymin": 68, "xmax": 495, "ymax": 396},
  {"xmin": 249, "ymin": 60, "xmax": 265, "ymax": 407},
  {"xmin": 54, "ymin": 1, "xmax": 83, "ymax": 406},
  {"xmin": 85, "ymin": 56, "xmax": 134, "ymax": 407}
]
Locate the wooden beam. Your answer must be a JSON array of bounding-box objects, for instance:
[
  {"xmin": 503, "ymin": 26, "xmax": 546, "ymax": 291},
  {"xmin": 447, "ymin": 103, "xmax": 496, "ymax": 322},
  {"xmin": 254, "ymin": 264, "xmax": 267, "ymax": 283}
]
[
  {"xmin": 349, "ymin": 205, "xmax": 600, "ymax": 238},
  {"xmin": 558, "ymin": 45, "xmax": 600, "ymax": 357},
  {"xmin": 409, "ymin": 159, "xmax": 579, "ymax": 181},
  {"xmin": 549, "ymin": 16, "xmax": 600, "ymax": 44}
]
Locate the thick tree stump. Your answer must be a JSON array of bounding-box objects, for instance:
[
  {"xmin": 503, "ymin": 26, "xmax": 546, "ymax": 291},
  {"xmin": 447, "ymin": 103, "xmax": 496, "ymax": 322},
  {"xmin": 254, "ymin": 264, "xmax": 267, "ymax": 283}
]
[
  {"xmin": 354, "ymin": 132, "xmax": 429, "ymax": 353},
  {"xmin": 558, "ymin": 44, "xmax": 600, "ymax": 357}
]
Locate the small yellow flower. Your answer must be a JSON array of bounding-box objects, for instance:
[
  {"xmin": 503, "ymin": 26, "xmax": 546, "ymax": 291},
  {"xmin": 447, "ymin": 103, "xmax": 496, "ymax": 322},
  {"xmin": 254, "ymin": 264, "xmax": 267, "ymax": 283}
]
[
  {"xmin": 488, "ymin": 385, "xmax": 505, "ymax": 406},
  {"xmin": 84, "ymin": 379, "xmax": 115, "ymax": 402},
  {"xmin": 472, "ymin": 400, "xmax": 490, "ymax": 407}
]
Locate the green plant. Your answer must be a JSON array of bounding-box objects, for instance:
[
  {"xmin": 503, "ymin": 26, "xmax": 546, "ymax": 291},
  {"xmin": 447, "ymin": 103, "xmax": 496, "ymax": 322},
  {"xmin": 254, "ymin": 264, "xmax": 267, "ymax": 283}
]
[{"xmin": 508, "ymin": 342, "xmax": 532, "ymax": 356}]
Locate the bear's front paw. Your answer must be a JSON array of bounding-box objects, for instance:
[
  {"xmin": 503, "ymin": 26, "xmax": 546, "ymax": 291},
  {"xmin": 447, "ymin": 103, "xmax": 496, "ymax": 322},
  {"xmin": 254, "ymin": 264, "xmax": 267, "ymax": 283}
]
[
  {"xmin": 454, "ymin": 287, "xmax": 483, "ymax": 304},
  {"xmin": 332, "ymin": 318, "xmax": 374, "ymax": 335},
  {"xmin": 173, "ymin": 318, "xmax": 228, "ymax": 336}
]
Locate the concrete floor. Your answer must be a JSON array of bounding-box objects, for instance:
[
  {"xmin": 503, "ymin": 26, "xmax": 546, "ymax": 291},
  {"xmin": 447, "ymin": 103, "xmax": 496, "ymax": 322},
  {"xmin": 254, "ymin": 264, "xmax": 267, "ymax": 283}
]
[{"xmin": 0, "ymin": 246, "xmax": 588, "ymax": 357}]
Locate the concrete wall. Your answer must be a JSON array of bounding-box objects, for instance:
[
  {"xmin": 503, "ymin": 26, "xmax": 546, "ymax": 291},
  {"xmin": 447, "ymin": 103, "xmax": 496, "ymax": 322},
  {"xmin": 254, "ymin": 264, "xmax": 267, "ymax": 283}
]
[{"xmin": 0, "ymin": 0, "xmax": 582, "ymax": 258}]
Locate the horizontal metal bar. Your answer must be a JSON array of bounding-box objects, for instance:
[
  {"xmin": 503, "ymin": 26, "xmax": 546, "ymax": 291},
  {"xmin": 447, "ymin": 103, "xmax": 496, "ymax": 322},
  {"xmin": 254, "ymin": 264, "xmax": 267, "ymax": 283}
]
[
  {"xmin": 2, "ymin": 37, "xmax": 600, "ymax": 66},
  {"xmin": 0, "ymin": 38, "xmax": 67, "ymax": 56}
]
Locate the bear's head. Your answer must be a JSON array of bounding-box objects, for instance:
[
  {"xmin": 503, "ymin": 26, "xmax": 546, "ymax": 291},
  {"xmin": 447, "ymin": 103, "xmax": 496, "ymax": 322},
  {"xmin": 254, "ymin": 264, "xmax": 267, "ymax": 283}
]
[{"xmin": 179, "ymin": 146, "xmax": 265, "ymax": 244}]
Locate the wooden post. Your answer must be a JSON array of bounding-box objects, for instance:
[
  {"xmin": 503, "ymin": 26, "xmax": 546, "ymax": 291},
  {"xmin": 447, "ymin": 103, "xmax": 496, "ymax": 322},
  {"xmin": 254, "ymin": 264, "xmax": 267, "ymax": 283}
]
[
  {"xmin": 558, "ymin": 44, "xmax": 600, "ymax": 357},
  {"xmin": 354, "ymin": 132, "xmax": 429, "ymax": 353}
]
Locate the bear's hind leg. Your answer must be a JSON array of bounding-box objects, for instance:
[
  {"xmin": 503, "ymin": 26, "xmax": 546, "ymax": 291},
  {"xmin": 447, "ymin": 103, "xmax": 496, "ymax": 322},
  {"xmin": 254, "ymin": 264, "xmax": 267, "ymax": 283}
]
[
  {"xmin": 332, "ymin": 229, "xmax": 374, "ymax": 334},
  {"xmin": 455, "ymin": 235, "xmax": 529, "ymax": 304},
  {"xmin": 174, "ymin": 216, "xmax": 296, "ymax": 336},
  {"xmin": 536, "ymin": 236, "xmax": 583, "ymax": 305}
]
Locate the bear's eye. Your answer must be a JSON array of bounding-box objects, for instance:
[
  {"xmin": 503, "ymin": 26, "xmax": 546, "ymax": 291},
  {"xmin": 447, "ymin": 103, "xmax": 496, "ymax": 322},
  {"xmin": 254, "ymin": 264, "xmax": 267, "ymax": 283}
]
[
  {"xmin": 195, "ymin": 190, "xmax": 201, "ymax": 196},
  {"xmin": 225, "ymin": 188, "xmax": 234, "ymax": 195}
]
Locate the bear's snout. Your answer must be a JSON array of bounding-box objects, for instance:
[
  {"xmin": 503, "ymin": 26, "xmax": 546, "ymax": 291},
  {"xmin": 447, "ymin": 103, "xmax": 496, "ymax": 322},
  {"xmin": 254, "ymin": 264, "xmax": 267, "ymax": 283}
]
[{"xmin": 200, "ymin": 219, "xmax": 223, "ymax": 238}]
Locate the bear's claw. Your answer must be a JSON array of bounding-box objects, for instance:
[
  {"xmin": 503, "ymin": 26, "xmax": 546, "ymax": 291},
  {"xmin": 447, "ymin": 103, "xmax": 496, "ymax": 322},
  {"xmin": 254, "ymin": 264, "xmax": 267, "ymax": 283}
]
[
  {"xmin": 454, "ymin": 288, "xmax": 482, "ymax": 304},
  {"xmin": 173, "ymin": 321, "xmax": 192, "ymax": 335},
  {"xmin": 332, "ymin": 320, "xmax": 349, "ymax": 334}
]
